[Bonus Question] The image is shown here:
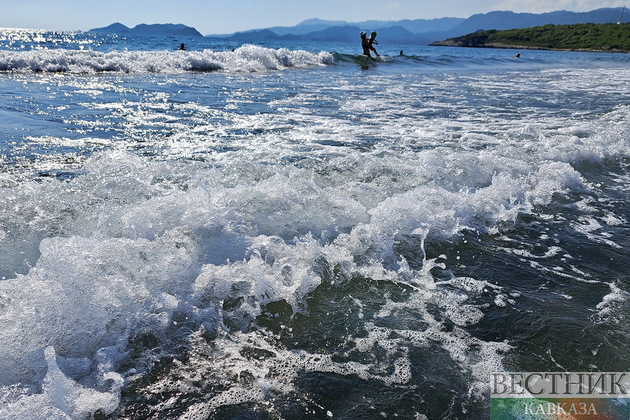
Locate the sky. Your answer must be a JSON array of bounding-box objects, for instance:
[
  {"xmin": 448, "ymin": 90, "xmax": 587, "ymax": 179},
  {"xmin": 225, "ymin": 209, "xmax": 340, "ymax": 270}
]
[{"xmin": 0, "ymin": 0, "xmax": 627, "ymax": 35}]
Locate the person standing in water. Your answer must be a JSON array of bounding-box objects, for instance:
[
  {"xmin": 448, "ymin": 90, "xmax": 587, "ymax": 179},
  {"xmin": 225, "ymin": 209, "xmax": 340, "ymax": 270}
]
[
  {"xmin": 361, "ymin": 31, "xmax": 380, "ymax": 58},
  {"xmin": 368, "ymin": 32, "xmax": 380, "ymax": 57}
]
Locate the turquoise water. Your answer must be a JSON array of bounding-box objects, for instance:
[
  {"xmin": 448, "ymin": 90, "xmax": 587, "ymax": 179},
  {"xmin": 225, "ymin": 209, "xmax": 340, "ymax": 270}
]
[{"xmin": 1, "ymin": 29, "xmax": 630, "ymax": 419}]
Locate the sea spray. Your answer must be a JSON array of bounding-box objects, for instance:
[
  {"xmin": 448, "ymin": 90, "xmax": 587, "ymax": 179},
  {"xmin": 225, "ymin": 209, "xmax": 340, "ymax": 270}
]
[{"xmin": 0, "ymin": 45, "xmax": 334, "ymax": 74}]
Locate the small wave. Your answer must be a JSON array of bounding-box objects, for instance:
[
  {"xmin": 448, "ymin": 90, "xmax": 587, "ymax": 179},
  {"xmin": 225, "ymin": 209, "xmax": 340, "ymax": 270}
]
[
  {"xmin": 0, "ymin": 44, "xmax": 334, "ymax": 74},
  {"xmin": 331, "ymin": 49, "xmax": 582, "ymax": 70},
  {"xmin": 332, "ymin": 52, "xmax": 398, "ymax": 67},
  {"xmin": 332, "ymin": 50, "xmax": 523, "ymax": 69}
]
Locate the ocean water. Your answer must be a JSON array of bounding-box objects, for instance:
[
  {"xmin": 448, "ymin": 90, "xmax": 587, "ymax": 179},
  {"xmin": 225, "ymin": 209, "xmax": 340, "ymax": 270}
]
[{"xmin": 1, "ymin": 29, "xmax": 630, "ymax": 419}]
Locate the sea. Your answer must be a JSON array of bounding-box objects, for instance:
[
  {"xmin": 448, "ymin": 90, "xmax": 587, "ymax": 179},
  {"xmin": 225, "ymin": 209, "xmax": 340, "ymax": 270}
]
[{"xmin": 0, "ymin": 28, "xmax": 630, "ymax": 420}]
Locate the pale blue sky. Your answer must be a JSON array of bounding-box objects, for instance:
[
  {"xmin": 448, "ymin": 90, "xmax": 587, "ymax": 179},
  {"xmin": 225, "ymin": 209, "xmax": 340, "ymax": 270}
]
[{"xmin": 1, "ymin": 0, "xmax": 626, "ymax": 35}]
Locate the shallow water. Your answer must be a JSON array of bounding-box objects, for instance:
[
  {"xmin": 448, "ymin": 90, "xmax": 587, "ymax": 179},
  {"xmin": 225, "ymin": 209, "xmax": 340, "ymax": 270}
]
[{"xmin": 1, "ymin": 29, "xmax": 630, "ymax": 419}]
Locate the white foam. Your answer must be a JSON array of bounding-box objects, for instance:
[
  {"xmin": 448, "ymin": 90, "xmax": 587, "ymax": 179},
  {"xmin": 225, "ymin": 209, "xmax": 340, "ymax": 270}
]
[
  {"xmin": 0, "ymin": 45, "xmax": 334, "ymax": 74},
  {"xmin": 0, "ymin": 347, "xmax": 122, "ymax": 420},
  {"xmin": 1, "ymin": 145, "xmax": 519, "ymax": 415},
  {"xmin": 596, "ymin": 282, "xmax": 630, "ymax": 320}
]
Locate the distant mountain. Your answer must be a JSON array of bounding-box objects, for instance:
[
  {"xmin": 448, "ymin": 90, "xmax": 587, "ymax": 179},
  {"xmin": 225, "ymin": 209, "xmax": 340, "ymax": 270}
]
[
  {"xmin": 307, "ymin": 26, "xmax": 366, "ymax": 43},
  {"xmin": 231, "ymin": 17, "xmax": 465, "ymax": 38},
  {"xmin": 216, "ymin": 7, "xmax": 626, "ymax": 46},
  {"xmin": 228, "ymin": 29, "xmax": 288, "ymax": 42},
  {"xmin": 445, "ymin": 8, "xmax": 626, "ymax": 35},
  {"xmin": 392, "ymin": 18, "xmax": 468, "ymax": 34},
  {"xmin": 89, "ymin": 23, "xmax": 203, "ymax": 37},
  {"xmin": 298, "ymin": 18, "xmax": 351, "ymax": 27},
  {"xmin": 130, "ymin": 24, "xmax": 203, "ymax": 37},
  {"xmin": 90, "ymin": 22, "xmax": 130, "ymax": 33}
]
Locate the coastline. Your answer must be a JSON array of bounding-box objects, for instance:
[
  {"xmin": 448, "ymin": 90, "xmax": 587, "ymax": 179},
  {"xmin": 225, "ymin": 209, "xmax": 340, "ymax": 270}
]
[
  {"xmin": 430, "ymin": 40, "xmax": 630, "ymax": 53},
  {"xmin": 430, "ymin": 23, "xmax": 630, "ymax": 54}
]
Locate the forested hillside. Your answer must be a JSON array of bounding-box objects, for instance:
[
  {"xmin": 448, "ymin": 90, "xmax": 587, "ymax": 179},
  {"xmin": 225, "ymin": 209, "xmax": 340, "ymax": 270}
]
[{"xmin": 431, "ymin": 23, "xmax": 630, "ymax": 52}]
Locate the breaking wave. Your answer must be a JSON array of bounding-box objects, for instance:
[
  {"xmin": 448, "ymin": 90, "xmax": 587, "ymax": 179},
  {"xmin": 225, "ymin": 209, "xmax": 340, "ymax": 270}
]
[{"xmin": 0, "ymin": 44, "xmax": 334, "ymax": 74}]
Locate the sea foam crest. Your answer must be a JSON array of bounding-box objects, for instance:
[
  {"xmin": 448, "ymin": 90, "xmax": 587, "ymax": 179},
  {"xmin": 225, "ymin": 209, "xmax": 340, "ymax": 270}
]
[
  {"xmin": 0, "ymin": 44, "xmax": 334, "ymax": 74},
  {"xmin": 0, "ymin": 150, "xmax": 517, "ymax": 417}
]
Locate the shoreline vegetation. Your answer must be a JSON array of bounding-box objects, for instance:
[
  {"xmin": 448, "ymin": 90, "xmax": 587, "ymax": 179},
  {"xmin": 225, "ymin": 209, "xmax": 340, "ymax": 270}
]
[{"xmin": 430, "ymin": 23, "xmax": 630, "ymax": 53}]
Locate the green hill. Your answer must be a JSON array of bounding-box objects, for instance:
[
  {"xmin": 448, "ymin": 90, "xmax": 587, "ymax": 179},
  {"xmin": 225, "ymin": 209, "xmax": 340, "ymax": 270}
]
[{"xmin": 431, "ymin": 23, "xmax": 630, "ymax": 52}]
